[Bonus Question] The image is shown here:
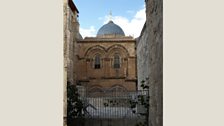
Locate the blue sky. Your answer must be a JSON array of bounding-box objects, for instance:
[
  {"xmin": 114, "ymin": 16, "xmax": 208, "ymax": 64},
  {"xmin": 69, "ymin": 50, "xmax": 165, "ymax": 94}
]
[{"xmin": 73, "ymin": 0, "xmax": 146, "ymax": 38}]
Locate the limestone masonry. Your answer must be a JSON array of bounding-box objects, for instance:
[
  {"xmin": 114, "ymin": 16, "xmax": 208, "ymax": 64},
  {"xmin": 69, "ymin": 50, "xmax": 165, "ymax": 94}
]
[
  {"xmin": 137, "ymin": 0, "xmax": 163, "ymax": 126},
  {"xmin": 63, "ymin": 0, "xmax": 79, "ymax": 125}
]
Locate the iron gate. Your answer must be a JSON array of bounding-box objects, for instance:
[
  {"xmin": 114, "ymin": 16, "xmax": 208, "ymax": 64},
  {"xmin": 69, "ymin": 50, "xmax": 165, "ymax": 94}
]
[{"xmin": 74, "ymin": 90, "xmax": 149, "ymax": 126}]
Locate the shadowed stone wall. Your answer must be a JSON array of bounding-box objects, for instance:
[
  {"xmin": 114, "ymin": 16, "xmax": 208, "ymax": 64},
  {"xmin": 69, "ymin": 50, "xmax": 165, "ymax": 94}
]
[
  {"xmin": 137, "ymin": 0, "xmax": 163, "ymax": 126},
  {"xmin": 64, "ymin": 0, "xmax": 79, "ymax": 125},
  {"xmin": 137, "ymin": 23, "xmax": 150, "ymax": 90}
]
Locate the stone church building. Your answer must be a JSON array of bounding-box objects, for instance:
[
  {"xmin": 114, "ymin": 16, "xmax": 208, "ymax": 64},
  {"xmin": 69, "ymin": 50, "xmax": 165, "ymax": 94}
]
[
  {"xmin": 75, "ymin": 20, "xmax": 137, "ymax": 95},
  {"xmin": 64, "ymin": 0, "xmax": 162, "ymax": 126}
]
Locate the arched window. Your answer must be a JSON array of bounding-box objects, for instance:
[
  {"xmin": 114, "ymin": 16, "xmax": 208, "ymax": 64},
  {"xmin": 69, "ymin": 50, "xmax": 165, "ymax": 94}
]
[
  {"xmin": 114, "ymin": 54, "xmax": 120, "ymax": 68},
  {"xmin": 94, "ymin": 54, "xmax": 101, "ymax": 69},
  {"xmin": 110, "ymin": 85, "xmax": 126, "ymax": 92}
]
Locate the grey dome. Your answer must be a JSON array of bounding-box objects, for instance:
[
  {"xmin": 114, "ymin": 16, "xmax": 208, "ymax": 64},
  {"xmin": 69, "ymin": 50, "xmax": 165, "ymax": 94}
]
[{"xmin": 97, "ymin": 21, "xmax": 125, "ymax": 36}]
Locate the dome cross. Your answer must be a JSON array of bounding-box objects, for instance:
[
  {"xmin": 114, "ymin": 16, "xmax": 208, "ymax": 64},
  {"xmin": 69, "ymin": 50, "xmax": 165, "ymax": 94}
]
[{"xmin": 109, "ymin": 10, "xmax": 112, "ymax": 21}]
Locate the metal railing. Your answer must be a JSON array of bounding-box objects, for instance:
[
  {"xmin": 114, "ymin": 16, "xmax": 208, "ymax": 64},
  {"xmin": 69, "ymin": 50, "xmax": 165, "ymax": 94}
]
[{"xmin": 77, "ymin": 89, "xmax": 149, "ymax": 119}]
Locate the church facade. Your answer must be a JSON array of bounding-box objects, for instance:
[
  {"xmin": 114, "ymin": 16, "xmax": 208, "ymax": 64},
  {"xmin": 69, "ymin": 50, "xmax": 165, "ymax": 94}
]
[{"xmin": 75, "ymin": 20, "xmax": 137, "ymax": 95}]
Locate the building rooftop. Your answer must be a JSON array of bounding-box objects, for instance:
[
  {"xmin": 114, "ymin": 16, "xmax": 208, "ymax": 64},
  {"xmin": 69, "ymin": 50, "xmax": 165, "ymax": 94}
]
[
  {"xmin": 68, "ymin": 0, "xmax": 79, "ymax": 13},
  {"xmin": 97, "ymin": 21, "xmax": 125, "ymax": 37},
  {"xmin": 78, "ymin": 36, "xmax": 135, "ymax": 43}
]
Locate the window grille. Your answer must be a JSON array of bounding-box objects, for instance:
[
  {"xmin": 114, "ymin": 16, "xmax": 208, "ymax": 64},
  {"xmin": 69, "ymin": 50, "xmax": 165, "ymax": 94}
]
[
  {"xmin": 94, "ymin": 55, "xmax": 101, "ymax": 69},
  {"xmin": 114, "ymin": 54, "xmax": 120, "ymax": 68}
]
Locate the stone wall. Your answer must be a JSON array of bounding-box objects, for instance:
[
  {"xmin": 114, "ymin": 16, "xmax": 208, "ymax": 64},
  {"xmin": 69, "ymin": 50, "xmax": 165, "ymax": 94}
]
[
  {"xmin": 64, "ymin": 0, "xmax": 79, "ymax": 84},
  {"xmin": 63, "ymin": 0, "xmax": 79, "ymax": 125},
  {"xmin": 137, "ymin": 0, "xmax": 163, "ymax": 126},
  {"xmin": 137, "ymin": 23, "xmax": 150, "ymax": 90}
]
